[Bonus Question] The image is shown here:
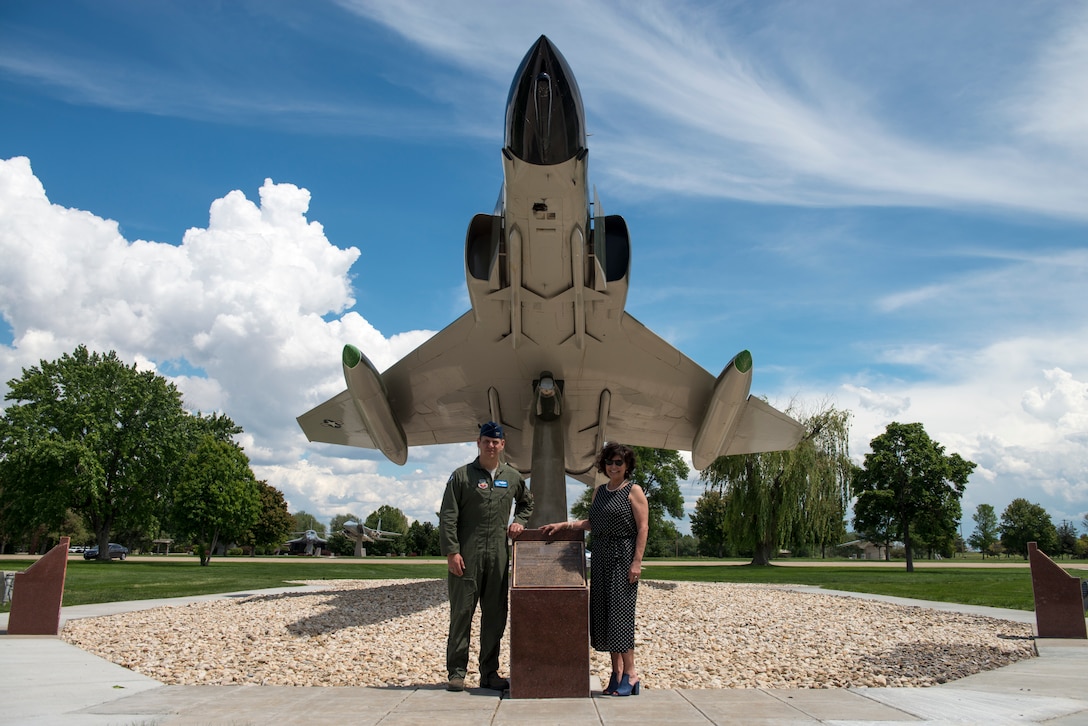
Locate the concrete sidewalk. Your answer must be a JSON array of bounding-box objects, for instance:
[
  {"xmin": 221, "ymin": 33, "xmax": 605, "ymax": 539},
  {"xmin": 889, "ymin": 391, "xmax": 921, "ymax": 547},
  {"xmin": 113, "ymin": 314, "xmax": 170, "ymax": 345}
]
[{"xmin": 1, "ymin": 589, "xmax": 1086, "ymax": 725}]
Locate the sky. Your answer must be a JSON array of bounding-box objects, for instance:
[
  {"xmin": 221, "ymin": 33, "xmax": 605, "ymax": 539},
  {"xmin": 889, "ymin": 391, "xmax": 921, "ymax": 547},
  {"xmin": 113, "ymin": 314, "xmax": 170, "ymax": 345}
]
[{"xmin": 1, "ymin": 0, "xmax": 1086, "ymax": 540}]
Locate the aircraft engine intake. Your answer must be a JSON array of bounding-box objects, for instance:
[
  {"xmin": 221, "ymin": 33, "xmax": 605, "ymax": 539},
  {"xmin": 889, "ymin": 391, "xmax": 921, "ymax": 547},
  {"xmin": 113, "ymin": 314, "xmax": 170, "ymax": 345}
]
[{"xmin": 342, "ymin": 344, "xmax": 408, "ymax": 465}]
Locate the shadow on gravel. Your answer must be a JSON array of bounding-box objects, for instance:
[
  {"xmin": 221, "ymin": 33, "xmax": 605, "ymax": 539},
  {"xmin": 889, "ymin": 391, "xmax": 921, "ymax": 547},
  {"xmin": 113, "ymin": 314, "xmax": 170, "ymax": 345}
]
[
  {"xmin": 239, "ymin": 580, "xmax": 448, "ymax": 634},
  {"xmin": 858, "ymin": 641, "xmax": 1036, "ymax": 685}
]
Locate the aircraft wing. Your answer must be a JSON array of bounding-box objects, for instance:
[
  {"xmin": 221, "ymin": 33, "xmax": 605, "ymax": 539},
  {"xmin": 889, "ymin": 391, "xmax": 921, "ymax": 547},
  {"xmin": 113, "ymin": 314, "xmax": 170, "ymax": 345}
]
[{"xmin": 298, "ymin": 309, "xmax": 802, "ymax": 475}]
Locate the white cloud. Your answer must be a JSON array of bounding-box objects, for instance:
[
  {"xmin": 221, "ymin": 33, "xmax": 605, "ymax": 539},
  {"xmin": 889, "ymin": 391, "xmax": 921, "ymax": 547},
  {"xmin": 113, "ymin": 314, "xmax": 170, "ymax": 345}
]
[
  {"xmin": 0, "ymin": 156, "xmax": 457, "ymax": 527},
  {"xmin": 826, "ymin": 337, "xmax": 1088, "ymax": 526},
  {"xmin": 346, "ymin": 1, "xmax": 1088, "ymax": 219},
  {"xmin": 842, "ymin": 384, "xmax": 910, "ymax": 418},
  {"xmin": 1010, "ymin": 4, "xmax": 1088, "ymax": 156}
]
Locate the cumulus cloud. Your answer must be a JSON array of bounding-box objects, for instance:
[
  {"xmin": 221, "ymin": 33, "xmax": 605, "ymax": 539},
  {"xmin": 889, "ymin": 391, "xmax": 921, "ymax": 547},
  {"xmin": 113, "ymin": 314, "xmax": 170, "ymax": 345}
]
[
  {"xmin": 0, "ymin": 156, "xmax": 447, "ymax": 526},
  {"xmin": 830, "ymin": 344, "xmax": 1088, "ymax": 525},
  {"xmin": 842, "ymin": 384, "xmax": 910, "ymax": 418},
  {"xmin": 1022, "ymin": 368, "xmax": 1088, "ymax": 437}
]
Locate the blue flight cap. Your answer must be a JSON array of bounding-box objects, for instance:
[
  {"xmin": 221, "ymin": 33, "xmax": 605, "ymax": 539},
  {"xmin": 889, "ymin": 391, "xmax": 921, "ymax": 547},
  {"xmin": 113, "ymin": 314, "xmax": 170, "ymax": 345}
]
[{"xmin": 479, "ymin": 421, "xmax": 504, "ymax": 439}]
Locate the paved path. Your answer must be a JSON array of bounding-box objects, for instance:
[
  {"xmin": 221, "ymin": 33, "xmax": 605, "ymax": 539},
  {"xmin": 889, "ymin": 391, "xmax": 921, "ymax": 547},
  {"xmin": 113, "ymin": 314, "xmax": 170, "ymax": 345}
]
[{"xmin": 1, "ymin": 588, "xmax": 1086, "ymax": 725}]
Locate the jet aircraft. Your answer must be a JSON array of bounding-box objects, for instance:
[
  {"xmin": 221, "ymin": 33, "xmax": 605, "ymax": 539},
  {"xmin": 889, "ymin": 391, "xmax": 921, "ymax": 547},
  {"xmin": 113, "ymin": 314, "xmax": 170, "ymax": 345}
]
[
  {"xmin": 297, "ymin": 36, "xmax": 803, "ymax": 525},
  {"xmin": 341, "ymin": 520, "xmax": 402, "ymax": 557},
  {"xmin": 282, "ymin": 529, "xmax": 327, "ymax": 556}
]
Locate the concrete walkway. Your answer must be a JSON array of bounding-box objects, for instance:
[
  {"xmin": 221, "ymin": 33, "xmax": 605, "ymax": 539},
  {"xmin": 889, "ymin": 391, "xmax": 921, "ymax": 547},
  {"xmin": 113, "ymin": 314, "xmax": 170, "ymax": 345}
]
[{"xmin": 1, "ymin": 589, "xmax": 1086, "ymax": 725}]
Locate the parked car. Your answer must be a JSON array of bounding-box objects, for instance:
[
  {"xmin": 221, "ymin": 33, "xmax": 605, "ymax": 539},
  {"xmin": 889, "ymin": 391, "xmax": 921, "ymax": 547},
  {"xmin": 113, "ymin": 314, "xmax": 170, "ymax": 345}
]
[
  {"xmin": 83, "ymin": 543, "xmax": 129, "ymax": 560},
  {"xmin": 67, "ymin": 545, "xmax": 85, "ymax": 554}
]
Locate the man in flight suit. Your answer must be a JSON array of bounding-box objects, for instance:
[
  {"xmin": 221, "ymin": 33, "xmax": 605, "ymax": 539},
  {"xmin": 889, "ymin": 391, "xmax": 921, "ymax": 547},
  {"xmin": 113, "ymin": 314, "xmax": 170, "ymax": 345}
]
[{"xmin": 440, "ymin": 421, "xmax": 533, "ymax": 692}]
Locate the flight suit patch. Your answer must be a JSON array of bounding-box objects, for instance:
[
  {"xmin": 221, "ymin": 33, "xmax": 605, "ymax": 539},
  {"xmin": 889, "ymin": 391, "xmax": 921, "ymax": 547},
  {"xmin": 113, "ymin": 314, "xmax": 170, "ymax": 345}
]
[
  {"xmin": 477, "ymin": 480, "xmax": 489, "ymax": 489},
  {"xmin": 494, "ymin": 479, "xmax": 509, "ymax": 488}
]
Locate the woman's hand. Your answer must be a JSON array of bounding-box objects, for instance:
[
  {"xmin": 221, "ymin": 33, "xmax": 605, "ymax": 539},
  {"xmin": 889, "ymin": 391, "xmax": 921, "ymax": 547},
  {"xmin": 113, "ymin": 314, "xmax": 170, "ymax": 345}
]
[
  {"xmin": 628, "ymin": 562, "xmax": 642, "ymax": 584},
  {"xmin": 539, "ymin": 522, "xmax": 566, "ymax": 535}
]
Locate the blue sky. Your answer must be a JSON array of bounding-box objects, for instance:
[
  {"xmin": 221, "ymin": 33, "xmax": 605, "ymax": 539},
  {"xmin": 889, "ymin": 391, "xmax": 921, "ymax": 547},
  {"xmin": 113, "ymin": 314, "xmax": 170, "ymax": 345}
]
[{"xmin": 2, "ymin": 0, "xmax": 1086, "ymax": 539}]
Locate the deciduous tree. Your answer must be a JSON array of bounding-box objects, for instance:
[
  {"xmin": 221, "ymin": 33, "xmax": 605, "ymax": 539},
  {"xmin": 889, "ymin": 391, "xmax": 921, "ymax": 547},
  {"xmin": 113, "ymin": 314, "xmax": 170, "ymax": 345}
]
[
  {"xmin": 968, "ymin": 504, "xmax": 999, "ymax": 558},
  {"xmin": 0, "ymin": 346, "xmax": 189, "ymax": 559},
  {"xmin": 1056, "ymin": 520, "xmax": 1078, "ymax": 558},
  {"xmin": 407, "ymin": 520, "xmax": 441, "ymax": 556},
  {"xmin": 690, "ymin": 489, "xmax": 730, "ymax": 557},
  {"xmin": 365, "ymin": 505, "xmax": 409, "ymax": 555},
  {"xmin": 999, "ymin": 498, "xmax": 1057, "ymax": 557},
  {"xmin": 291, "ymin": 511, "xmax": 326, "ymax": 537},
  {"xmin": 171, "ymin": 436, "xmax": 260, "ymax": 565},
  {"xmin": 853, "ymin": 422, "xmax": 975, "ymax": 572},
  {"xmin": 241, "ymin": 481, "xmax": 294, "ymax": 555}
]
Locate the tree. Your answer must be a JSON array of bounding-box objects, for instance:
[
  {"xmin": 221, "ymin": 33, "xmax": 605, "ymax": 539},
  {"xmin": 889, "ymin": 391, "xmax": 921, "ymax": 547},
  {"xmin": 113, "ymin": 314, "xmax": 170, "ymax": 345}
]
[
  {"xmin": 326, "ymin": 512, "xmax": 360, "ymax": 556},
  {"xmin": 999, "ymin": 498, "xmax": 1058, "ymax": 557},
  {"xmin": 171, "ymin": 436, "xmax": 260, "ymax": 565},
  {"xmin": 1075, "ymin": 534, "xmax": 1088, "ymax": 560},
  {"xmin": 365, "ymin": 505, "xmax": 409, "ymax": 555},
  {"xmin": 1056, "ymin": 520, "xmax": 1078, "ymax": 559},
  {"xmin": 968, "ymin": 504, "xmax": 1000, "ymax": 558},
  {"xmin": 852, "ymin": 490, "xmax": 896, "ymax": 561},
  {"xmin": 690, "ymin": 489, "xmax": 730, "ymax": 557},
  {"xmin": 700, "ymin": 404, "xmax": 852, "ymax": 565},
  {"xmin": 570, "ymin": 447, "xmax": 689, "ymax": 558},
  {"xmin": 291, "ymin": 511, "xmax": 326, "ymax": 537},
  {"xmin": 407, "ymin": 520, "xmax": 441, "ymax": 556},
  {"xmin": 632, "ymin": 447, "xmax": 689, "ymax": 557},
  {"xmin": 0, "ymin": 346, "xmax": 190, "ymax": 559},
  {"xmin": 852, "ymin": 422, "xmax": 975, "ymax": 572},
  {"xmin": 241, "ymin": 481, "xmax": 294, "ymax": 555}
]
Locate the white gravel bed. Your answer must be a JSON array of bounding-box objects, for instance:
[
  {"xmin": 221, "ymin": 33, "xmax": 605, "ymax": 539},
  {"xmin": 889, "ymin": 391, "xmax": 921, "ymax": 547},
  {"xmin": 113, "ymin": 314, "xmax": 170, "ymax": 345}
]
[{"xmin": 60, "ymin": 579, "xmax": 1035, "ymax": 689}]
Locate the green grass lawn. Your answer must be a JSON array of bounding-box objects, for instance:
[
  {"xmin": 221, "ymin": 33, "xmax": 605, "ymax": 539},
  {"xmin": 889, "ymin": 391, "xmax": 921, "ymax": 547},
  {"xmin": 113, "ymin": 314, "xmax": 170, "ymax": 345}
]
[
  {"xmin": 0, "ymin": 557, "xmax": 448, "ymax": 610},
  {"xmin": 2, "ymin": 555, "xmax": 1078, "ymax": 613},
  {"xmin": 646, "ymin": 564, "xmax": 1041, "ymax": 611}
]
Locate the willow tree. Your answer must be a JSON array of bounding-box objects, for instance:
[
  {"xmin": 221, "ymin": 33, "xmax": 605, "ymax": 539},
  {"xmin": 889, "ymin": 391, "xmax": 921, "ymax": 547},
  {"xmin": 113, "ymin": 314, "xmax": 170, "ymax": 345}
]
[{"xmin": 698, "ymin": 404, "xmax": 852, "ymax": 565}]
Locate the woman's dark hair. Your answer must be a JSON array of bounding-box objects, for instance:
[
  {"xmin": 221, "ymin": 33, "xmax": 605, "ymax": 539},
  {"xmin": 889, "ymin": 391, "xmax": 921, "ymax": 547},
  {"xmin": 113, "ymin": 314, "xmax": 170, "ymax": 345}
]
[{"xmin": 597, "ymin": 442, "xmax": 637, "ymax": 476}]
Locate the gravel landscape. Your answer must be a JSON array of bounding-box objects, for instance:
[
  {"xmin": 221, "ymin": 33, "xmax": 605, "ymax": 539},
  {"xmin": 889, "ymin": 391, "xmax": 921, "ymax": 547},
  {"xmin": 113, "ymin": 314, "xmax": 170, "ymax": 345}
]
[{"xmin": 60, "ymin": 579, "xmax": 1036, "ymax": 690}]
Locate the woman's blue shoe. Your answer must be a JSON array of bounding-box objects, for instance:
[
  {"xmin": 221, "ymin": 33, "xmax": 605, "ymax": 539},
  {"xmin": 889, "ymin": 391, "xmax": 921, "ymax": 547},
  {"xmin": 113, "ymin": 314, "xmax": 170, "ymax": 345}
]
[
  {"xmin": 614, "ymin": 673, "xmax": 641, "ymax": 696},
  {"xmin": 602, "ymin": 672, "xmax": 620, "ymax": 695}
]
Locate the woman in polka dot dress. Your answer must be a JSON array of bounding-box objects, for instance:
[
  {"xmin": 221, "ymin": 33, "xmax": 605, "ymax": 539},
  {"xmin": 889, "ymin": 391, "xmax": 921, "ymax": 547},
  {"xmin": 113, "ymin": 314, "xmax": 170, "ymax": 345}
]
[{"xmin": 540, "ymin": 443, "xmax": 649, "ymax": 696}]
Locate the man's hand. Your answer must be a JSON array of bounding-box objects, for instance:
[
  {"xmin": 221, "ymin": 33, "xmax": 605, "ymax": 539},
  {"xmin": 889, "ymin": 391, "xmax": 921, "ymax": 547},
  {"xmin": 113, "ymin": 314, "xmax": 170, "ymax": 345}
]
[
  {"xmin": 507, "ymin": 522, "xmax": 525, "ymax": 539},
  {"xmin": 447, "ymin": 553, "xmax": 465, "ymax": 577}
]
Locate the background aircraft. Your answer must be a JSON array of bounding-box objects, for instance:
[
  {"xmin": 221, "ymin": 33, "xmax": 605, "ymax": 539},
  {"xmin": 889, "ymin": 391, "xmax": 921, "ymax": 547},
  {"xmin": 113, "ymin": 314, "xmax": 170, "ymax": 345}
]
[
  {"xmin": 282, "ymin": 529, "xmax": 328, "ymax": 556},
  {"xmin": 341, "ymin": 520, "xmax": 402, "ymax": 557},
  {"xmin": 298, "ymin": 36, "xmax": 803, "ymax": 525}
]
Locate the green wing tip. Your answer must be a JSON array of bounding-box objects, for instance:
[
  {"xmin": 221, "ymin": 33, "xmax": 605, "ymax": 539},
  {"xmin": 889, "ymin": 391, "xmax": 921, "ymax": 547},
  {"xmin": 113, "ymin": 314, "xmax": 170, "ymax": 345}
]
[
  {"xmin": 342, "ymin": 345, "xmax": 362, "ymax": 368},
  {"xmin": 735, "ymin": 350, "xmax": 752, "ymax": 374}
]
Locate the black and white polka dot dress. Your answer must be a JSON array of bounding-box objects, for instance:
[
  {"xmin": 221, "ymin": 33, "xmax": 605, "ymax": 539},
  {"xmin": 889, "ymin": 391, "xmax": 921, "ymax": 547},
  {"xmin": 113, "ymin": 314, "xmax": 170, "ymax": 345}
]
[{"xmin": 588, "ymin": 481, "xmax": 638, "ymax": 653}]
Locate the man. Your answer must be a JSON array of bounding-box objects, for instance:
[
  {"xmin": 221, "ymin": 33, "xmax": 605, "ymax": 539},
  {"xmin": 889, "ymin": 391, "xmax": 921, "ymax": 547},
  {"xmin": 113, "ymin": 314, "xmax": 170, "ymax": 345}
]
[{"xmin": 439, "ymin": 421, "xmax": 533, "ymax": 692}]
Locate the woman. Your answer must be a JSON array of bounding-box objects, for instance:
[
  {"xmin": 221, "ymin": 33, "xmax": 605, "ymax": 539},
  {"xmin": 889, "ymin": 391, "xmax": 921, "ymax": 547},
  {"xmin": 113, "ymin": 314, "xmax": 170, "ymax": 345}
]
[{"xmin": 540, "ymin": 443, "xmax": 649, "ymax": 696}]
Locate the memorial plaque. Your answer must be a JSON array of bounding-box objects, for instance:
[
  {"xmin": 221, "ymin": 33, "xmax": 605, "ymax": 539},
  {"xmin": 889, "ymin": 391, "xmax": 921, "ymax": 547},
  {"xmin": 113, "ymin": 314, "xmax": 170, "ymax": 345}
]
[{"xmin": 512, "ymin": 539, "xmax": 586, "ymax": 589}]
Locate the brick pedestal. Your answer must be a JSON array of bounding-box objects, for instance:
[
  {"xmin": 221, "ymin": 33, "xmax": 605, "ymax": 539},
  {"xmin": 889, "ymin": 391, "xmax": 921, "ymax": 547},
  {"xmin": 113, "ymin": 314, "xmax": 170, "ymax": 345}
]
[{"xmin": 509, "ymin": 529, "xmax": 590, "ymax": 698}]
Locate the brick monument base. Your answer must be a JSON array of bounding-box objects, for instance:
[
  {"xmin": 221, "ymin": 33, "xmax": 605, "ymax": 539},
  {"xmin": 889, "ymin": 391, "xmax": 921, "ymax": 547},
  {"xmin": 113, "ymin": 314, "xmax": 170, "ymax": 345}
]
[{"xmin": 509, "ymin": 529, "xmax": 590, "ymax": 698}]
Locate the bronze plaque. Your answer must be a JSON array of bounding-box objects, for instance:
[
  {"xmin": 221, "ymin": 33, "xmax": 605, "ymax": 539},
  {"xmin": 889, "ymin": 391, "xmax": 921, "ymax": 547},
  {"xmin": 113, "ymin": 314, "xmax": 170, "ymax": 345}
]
[{"xmin": 512, "ymin": 540, "xmax": 586, "ymax": 588}]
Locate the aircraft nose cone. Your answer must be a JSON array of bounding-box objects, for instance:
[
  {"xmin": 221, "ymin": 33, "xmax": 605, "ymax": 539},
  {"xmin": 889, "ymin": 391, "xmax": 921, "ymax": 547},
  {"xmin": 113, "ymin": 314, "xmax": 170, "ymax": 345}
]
[{"xmin": 505, "ymin": 35, "xmax": 586, "ymax": 165}]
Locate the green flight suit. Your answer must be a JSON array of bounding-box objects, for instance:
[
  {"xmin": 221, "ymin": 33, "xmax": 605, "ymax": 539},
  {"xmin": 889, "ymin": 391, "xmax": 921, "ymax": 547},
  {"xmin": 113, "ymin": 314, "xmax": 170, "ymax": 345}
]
[{"xmin": 439, "ymin": 458, "xmax": 533, "ymax": 680}]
